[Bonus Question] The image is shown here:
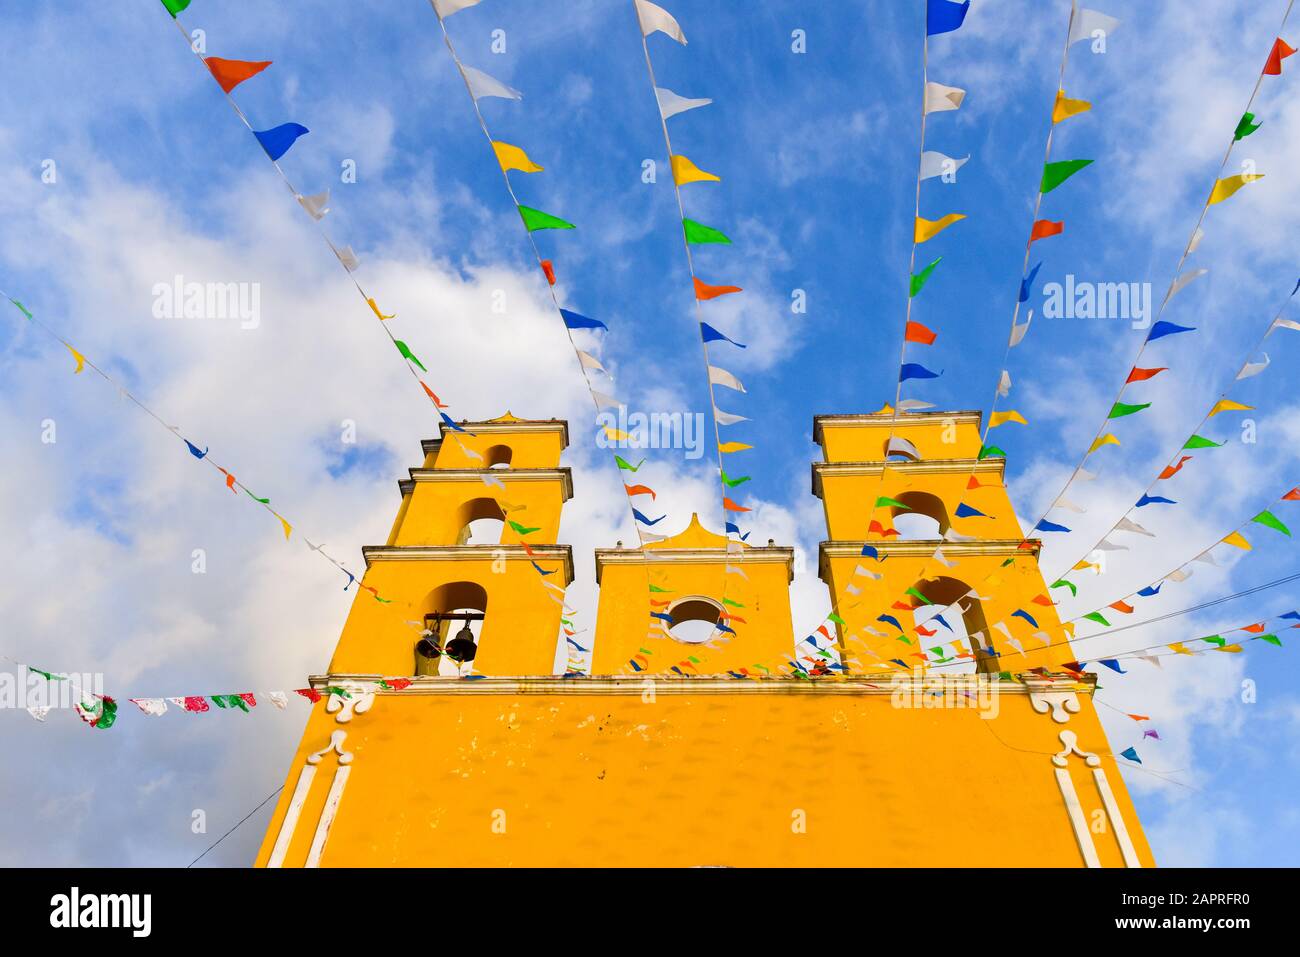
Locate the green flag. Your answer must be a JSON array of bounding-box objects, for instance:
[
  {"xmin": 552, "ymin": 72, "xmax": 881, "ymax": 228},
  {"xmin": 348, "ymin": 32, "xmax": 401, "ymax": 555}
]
[
  {"xmin": 905, "ymin": 587, "xmax": 933, "ymax": 605},
  {"xmin": 978, "ymin": 444, "xmax": 1006, "ymax": 460},
  {"xmin": 518, "ymin": 205, "xmax": 575, "ymax": 232},
  {"xmin": 508, "ymin": 520, "xmax": 540, "ymax": 536},
  {"xmin": 683, "ymin": 218, "xmax": 731, "ymax": 245},
  {"xmin": 160, "ymin": 0, "xmax": 192, "ymax": 16},
  {"xmin": 1050, "ymin": 579, "xmax": 1078, "ymax": 597},
  {"xmin": 722, "ymin": 597, "xmax": 746, "ymax": 608},
  {"xmin": 909, "ymin": 257, "xmax": 942, "ymax": 297},
  {"xmin": 1201, "ymin": 635, "xmax": 1226, "ymax": 647},
  {"xmin": 1234, "ymin": 111, "xmax": 1262, "ymax": 141},
  {"xmin": 29, "ymin": 667, "xmax": 61, "ymax": 682},
  {"xmin": 1041, "ymin": 159, "xmax": 1093, "ymax": 194},
  {"xmin": 648, "ymin": 584, "xmax": 672, "ymax": 593},
  {"xmin": 244, "ymin": 489, "xmax": 270, "ymax": 504},
  {"xmin": 394, "ymin": 339, "xmax": 426, "ymax": 371},
  {"xmin": 1108, "ymin": 401, "xmax": 1151, "ymax": 419},
  {"xmin": 1259, "ymin": 633, "xmax": 1282, "ymax": 646},
  {"xmin": 1252, "ymin": 510, "xmax": 1291, "ymax": 536},
  {"xmin": 9, "ymin": 298, "xmax": 32, "ymax": 320},
  {"xmin": 1183, "ymin": 434, "xmax": 1222, "ymax": 449},
  {"xmin": 615, "ymin": 455, "xmax": 644, "ymax": 471},
  {"xmin": 875, "ymin": 495, "xmax": 910, "ymax": 511},
  {"xmin": 721, "ymin": 470, "xmax": 751, "ymax": 488},
  {"xmin": 1083, "ymin": 611, "xmax": 1110, "ymax": 626},
  {"xmin": 827, "ymin": 612, "xmax": 846, "ymax": 626}
]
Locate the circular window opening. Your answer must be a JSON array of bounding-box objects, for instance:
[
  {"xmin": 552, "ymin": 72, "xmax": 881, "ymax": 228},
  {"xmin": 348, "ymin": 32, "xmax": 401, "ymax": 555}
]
[{"xmin": 666, "ymin": 597, "xmax": 722, "ymax": 644}]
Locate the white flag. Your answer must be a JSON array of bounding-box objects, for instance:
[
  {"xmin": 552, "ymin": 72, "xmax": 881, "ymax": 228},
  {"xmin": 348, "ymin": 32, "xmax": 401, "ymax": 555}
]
[
  {"xmin": 1009, "ymin": 309, "xmax": 1033, "ymax": 346},
  {"xmin": 1167, "ymin": 567, "xmax": 1193, "ymax": 583},
  {"xmin": 885, "ymin": 436, "xmax": 920, "ymax": 459},
  {"xmin": 1054, "ymin": 497, "xmax": 1086, "ymax": 514},
  {"xmin": 433, "ymin": 0, "xmax": 481, "ymax": 16},
  {"xmin": 923, "ymin": 81, "xmax": 966, "ymax": 114},
  {"xmin": 636, "ymin": 0, "xmax": 686, "ymax": 44},
  {"xmin": 27, "ymin": 707, "xmax": 49, "ymax": 722},
  {"xmin": 709, "ymin": 366, "xmax": 745, "ymax": 393},
  {"xmin": 267, "ymin": 691, "xmax": 289, "ymax": 710},
  {"xmin": 460, "ymin": 63, "xmax": 522, "ymax": 101},
  {"xmin": 1187, "ymin": 227, "xmax": 1205, "ymax": 253},
  {"xmin": 845, "ymin": 583, "xmax": 862, "ymax": 596},
  {"xmin": 932, "ymin": 548, "xmax": 958, "ymax": 568},
  {"xmin": 997, "ymin": 370, "xmax": 1012, "ymax": 397},
  {"xmin": 1069, "ymin": 9, "xmax": 1121, "ymax": 47},
  {"xmin": 919, "ymin": 150, "xmax": 970, "ymax": 181},
  {"xmin": 1169, "ymin": 267, "xmax": 1208, "ymax": 299},
  {"xmin": 1095, "ymin": 538, "xmax": 1128, "ymax": 551},
  {"xmin": 591, "ymin": 390, "xmax": 621, "ymax": 408},
  {"xmin": 335, "ymin": 244, "xmax": 360, "ymax": 272},
  {"xmin": 714, "ymin": 407, "xmax": 749, "ymax": 426},
  {"xmin": 1116, "ymin": 517, "xmax": 1154, "ymax": 536},
  {"xmin": 724, "ymin": 564, "xmax": 748, "ymax": 579},
  {"xmin": 480, "ymin": 473, "xmax": 505, "ymax": 489},
  {"xmin": 897, "ymin": 399, "xmax": 935, "ymax": 412},
  {"xmin": 296, "ymin": 190, "xmax": 330, "ymax": 221},
  {"xmin": 577, "ymin": 350, "xmax": 607, "ymax": 373},
  {"xmin": 130, "ymin": 698, "xmax": 169, "ymax": 716},
  {"xmin": 1270, "ymin": 316, "xmax": 1300, "ymax": 335},
  {"xmin": 655, "ymin": 86, "xmax": 711, "ymax": 119},
  {"xmin": 1236, "ymin": 353, "xmax": 1270, "ymax": 379}
]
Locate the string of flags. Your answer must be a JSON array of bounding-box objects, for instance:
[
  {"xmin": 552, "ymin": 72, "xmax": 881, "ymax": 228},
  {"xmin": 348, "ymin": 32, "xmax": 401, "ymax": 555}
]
[
  {"xmin": 851, "ymin": 14, "xmax": 1296, "ymax": 664},
  {"xmin": 806, "ymin": 0, "xmax": 978, "ymax": 668},
  {"xmin": 1046, "ymin": 277, "xmax": 1300, "ymax": 594},
  {"xmin": 157, "ymin": 0, "xmax": 576, "ymax": 647},
  {"xmin": 629, "ymin": 0, "xmax": 755, "ymax": 652},
  {"xmin": 431, "ymin": 0, "xmax": 682, "ymax": 669}
]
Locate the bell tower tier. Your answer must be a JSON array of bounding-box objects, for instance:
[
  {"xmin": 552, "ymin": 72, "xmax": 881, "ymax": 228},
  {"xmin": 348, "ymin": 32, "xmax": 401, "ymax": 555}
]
[
  {"xmin": 591, "ymin": 514, "xmax": 794, "ymax": 675},
  {"xmin": 327, "ymin": 413, "xmax": 574, "ymax": 679},
  {"xmin": 814, "ymin": 411, "xmax": 1079, "ymax": 673}
]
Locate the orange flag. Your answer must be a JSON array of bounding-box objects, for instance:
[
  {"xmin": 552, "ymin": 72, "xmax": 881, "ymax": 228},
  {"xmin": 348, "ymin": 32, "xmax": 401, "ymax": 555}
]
[
  {"xmin": 1109, "ymin": 600, "xmax": 1135, "ymax": 614},
  {"xmin": 1030, "ymin": 219, "xmax": 1064, "ymax": 242},
  {"xmin": 204, "ymin": 57, "xmax": 272, "ymax": 93},
  {"xmin": 1158, "ymin": 455, "xmax": 1192, "ymax": 480},
  {"xmin": 905, "ymin": 320, "xmax": 937, "ymax": 345},
  {"xmin": 540, "ymin": 260, "xmax": 557, "ymax": 285},
  {"xmin": 1126, "ymin": 366, "xmax": 1166, "ymax": 383},
  {"xmin": 694, "ymin": 277, "xmax": 742, "ymax": 300},
  {"xmin": 625, "ymin": 484, "xmax": 656, "ymax": 499},
  {"xmin": 419, "ymin": 381, "xmax": 448, "ymax": 408},
  {"xmin": 723, "ymin": 497, "xmax": 750, "ymax": 512},
  {"xmin": 1264, "ymin": 37, "xmax": 1297, "ymax": 75}
]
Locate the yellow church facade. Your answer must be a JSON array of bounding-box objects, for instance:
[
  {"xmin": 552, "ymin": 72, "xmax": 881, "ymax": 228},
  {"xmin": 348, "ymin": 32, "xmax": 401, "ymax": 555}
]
[{"xmin": 255, "ymin": 410, "xmax": 1154, "ymax": 868}]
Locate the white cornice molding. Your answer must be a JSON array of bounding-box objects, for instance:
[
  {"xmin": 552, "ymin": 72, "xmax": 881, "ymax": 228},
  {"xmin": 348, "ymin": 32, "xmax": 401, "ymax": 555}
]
[
  {"xmin": 593, "ymin": 546, "xmax": 795, "ymax": 584},
  {"xmin": 813, "ymin": 410, "xmax": 984, "ymax": 445},
  {"xmin": 436, "ymin": 418, "xmax": 570, "ymax": 449},
  {"xmin": 307, "ymin": 673, "xmax": 1095, "ymax": 697},
  {"xmin": 361, "ymin": 544, "xmax": 575, "ymax": 584},
  {"xmin": 811, "ymin": 457, "xmax": 1005, "ymax": 497}
]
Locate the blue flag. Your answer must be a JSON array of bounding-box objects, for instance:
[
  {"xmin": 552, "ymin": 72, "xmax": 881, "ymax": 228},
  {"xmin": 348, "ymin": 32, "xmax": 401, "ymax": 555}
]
[
  {"xmin": 900, "ymin": 362, "xmax": 943, "ymax": 382},
  {"xmin": 1136, "ymin": 494, "xmax": 1176, "ymax": 507},
  {"xmin": 560, "ymin": 309, "xmax": 607, "ymax": 331},
  {"xmin": 1012, "ymin": 609, "xmax": 1038, "ymax": 628},
  {"xmin": 927, "ymin": 0, "xmax": 971, "ymax": 36},
  {"xmin": 1137, "ymin": 583, "xmax": 1163, "ymax": 598},
  {"xmin": 954, "ymin": 503, "xmax": 987, "ymax": 518},
  {"xmin": 253, "ymin": 122, "xmax": 309, "ymax": 161},
  {"xmin": 633, "ymin": 508, "xmax": 665, "ymax": 525},
  {"xmin": 701, "ymin": 322, "xmax": 746, "ymax": 348},
  {"xmin": 1148, "ymin": 320, "xmax": 1195, "ymax": 342},
  {"xmin": 184, "ymin": 440, "xmax": 208, "ymax": 460},
  {"xmin": 1018, "ymin": 262, "xmax": 1042, "ymax": 303},
  {"xmin": 1120, "ymin": 746, "xmax": 1141, "ymax": 763},
  {"xmin": 1034, "ymin": 519, "xmax": 1072, "ymax": 533}
]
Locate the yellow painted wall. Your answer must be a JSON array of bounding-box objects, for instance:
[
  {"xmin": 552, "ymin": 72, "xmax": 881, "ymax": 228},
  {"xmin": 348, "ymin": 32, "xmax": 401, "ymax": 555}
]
[{"xmin": 255, "ymin": 682, "xmax": 1154, "ymax": 868}]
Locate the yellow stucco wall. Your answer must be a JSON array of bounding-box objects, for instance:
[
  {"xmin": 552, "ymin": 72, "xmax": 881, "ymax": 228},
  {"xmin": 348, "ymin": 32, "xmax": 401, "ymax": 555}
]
[{"xmin": 255, "ymin": 680, "xmax": 1154, "ymax": 868}]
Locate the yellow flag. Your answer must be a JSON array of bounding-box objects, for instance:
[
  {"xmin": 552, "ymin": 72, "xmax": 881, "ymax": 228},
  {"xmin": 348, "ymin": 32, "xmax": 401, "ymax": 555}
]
[
  {"xmin": 1088, "ymin": 433, "xmax": 1120, "ymax": 453},
  {"xmin": 1209, "ymin": 398, "xmax": 1253, "ymax": 417},
  {"xmin": 367, "ymin": 297, "xmax": 395, "ymax": 320},
  {"xmin": 718, "ymin": 442, "xmax": 753, "ymax": 453},
  {"xmin": 1168, "ymin": 642, "xmax": 1194, "ymax": 655},
  {"xmin": 1208, "ymin": 173, "xmax": 1263, "ymax": 206},
  {"xmin": 989, "ymin": 410, "xmax": 1027, "ymax": 428},
  {"xmin": 1221, "ymin": 531, "xmax": 1252, "ymax": 550},
  {"xmin": 1061, "ymin": 622, "xmax": 1076, "ymax": 638},
  {"xmin": 914, "ymin": 213, "xmax": 966, "ymax": 243},
  {"xmin": 604, "ymin": 427, "xmax": 630, "ymax": 442},
  {"xmin": 1217, "ymin": 643, "xmax": 1244, "ymax": 653},
  {"xmin": 1052, "ymin": 89, "xmax": 1091, "ymax": 124},
  {"xmin": 491, "ymin": 140, "xmax": 543, "ymax": 174},
  {"xmin": 873, "ymin": 402, "xmax": 894, "ymax": 415},
  {"xmin": 66, "ymin": 344, "xmax": 86, "ymax": 374},
  {"xmin": 1073, "ymin": 560, "xmax": 1099, "ymax": 572},
  {"xmin": 278, "ymin": 516, "xmax": 293, "ymax": 540},
  {"xmin": 670, "ymin": 154, "xmax": 720, "ymax": 185}
]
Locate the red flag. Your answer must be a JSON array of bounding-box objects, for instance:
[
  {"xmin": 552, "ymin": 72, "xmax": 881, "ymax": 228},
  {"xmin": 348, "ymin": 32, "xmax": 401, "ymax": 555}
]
[
  {"xmin": 891, "ymin": 600, "xmax": 913, "ymax": 611},
  {"xmin": 204, "ymin": 57, "xmax": 273, "ymax": 93},
  {"xmin": 625, "ymin": 483, "xmax": 656, "ymax": 499},
  {"xmin": 904, "ymin": 320, "xmax": 937, "ymax": 345},
  {"xmin": 183, "ymin": 695, "xmax": 211, "ymax": 712},
  {"xmin": 650, "ymin": 598, "xmax": 673, "ymax": 607},
  {"xmin": 693, "ymin": 277, "xmax": 742, "ymax": 300},
  {"xmin": 420, "ymin": 381, "xmax": 448, "ymax": 408},
  {"xmin": 816, "ymin": 624, "xmax": 832, "ymax": 640},
  {"xmin": 1264, "ymin": 37, "xmax": 1296, "ymax": 75},
  {"xmin": 868, "ymin": 520, "xmax": 899, "ymax": 537},
  {"xmin": 1159, "ymin": 455, "xmax": 1192, "ymax": 480},
  {"xmin": 295, "ymin": 688, "xmax": 322, "ymax": 703},
  {"xmin": 1031, "ymin": 594, "xmax": 1055, "ymax": 606},
  {"xmin": 1126, "ymin": 713, "xmax": 1150, "ymax": 721},
  {"xmin": 1126, "ymin": 366, "xmax": 1167, "ymax": 383},
  {"xmin": 1030, "ymin": 219, "xmax": 1064, "ymax": 242},
  {"xmin": 722, "ymin": 497, "xmax": 750, "ymax": 512},
  {"xmin": 915, "ymin": 624, "xmax": 936, "ymax": 637},
  {"xmin": 540, "ymin": 260, "xmax": 557, "ymax": 285},
  {"xmin": 383, "ymin": 678, "xmax": 413, "ymax": 690},
  {"xmin": 521, "ymin": 542, "xmax": 537, "ymax": 558},
  {"xmin": 1285, "ymin": 487, "xmax": 1300, "ymax": 500}
]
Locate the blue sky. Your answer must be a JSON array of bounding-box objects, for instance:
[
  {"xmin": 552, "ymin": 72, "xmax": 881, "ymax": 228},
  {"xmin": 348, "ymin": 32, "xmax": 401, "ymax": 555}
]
[{"xmin": 2, "ymin": 0, "xmax": 1300, "ymax": 866}]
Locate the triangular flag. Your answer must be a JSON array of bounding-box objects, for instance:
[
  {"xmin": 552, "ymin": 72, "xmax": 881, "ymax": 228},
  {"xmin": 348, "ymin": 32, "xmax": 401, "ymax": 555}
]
[
  {"xmin": 1264, "ymin": 37, "xmax": 1297, "ymax": 75},
  {"xmin": 1069, "ymin": 8, "xmax": 1122, "ymax": 47},
  {"xmin": 1208, "ymin": 173, "xmax": 1264, "ymax": 206},
  {"xmin": 1030, "ymin": 219, "xmax": 1064, "ymax": 242},
  {"xmin": 670, "ymin": 154, "xmax": 719, "ymax": 185},
  {"xmin": 519, "ymin": 206, "xmax": 574, "ymax": 232},
  {"xmin": 1041, "ymin": 159, "xmax": 1093, "ymax": 194},
  {"xmin": 919, "ymin": 151, "xmax": 970, "ymax": 181},
  {"xmin": 492, "ymin": 141, "xmax": 543, "ymax": 173},
  {"xmin": 655, "ymin": 86, "xmax": 711, "ymax": 119},
  {"xmin": 695, "ymin": 278, "xmax": 742, "ymax": 301},
  {"xmin": 923, "ymin": 82, "xmax": 966, "ymax": 114},
  {"xmin": 204, "ymin": 57, "xmax": 272, "ymax": 93},
  {"xmin": 253, "ymin": 122, "xmax": 309, "ymax": 161},
  {"xmin": 914, "ymin": 213, "xmax": 966, "ymax": 243},
  {"xmin": 460, "ymin": 64, "xmax": 522, "ymax": 101},
  {"xmin": 635, "ymin": 0, "xmax": 687, "ymax": 43},
  {"xmin": 1052, "ymin": 89, "xmax": 1091, "ymax": 124},
  {"xmin": 683, "ymin": 218, "xmax": 731, "ymax": 244}
]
